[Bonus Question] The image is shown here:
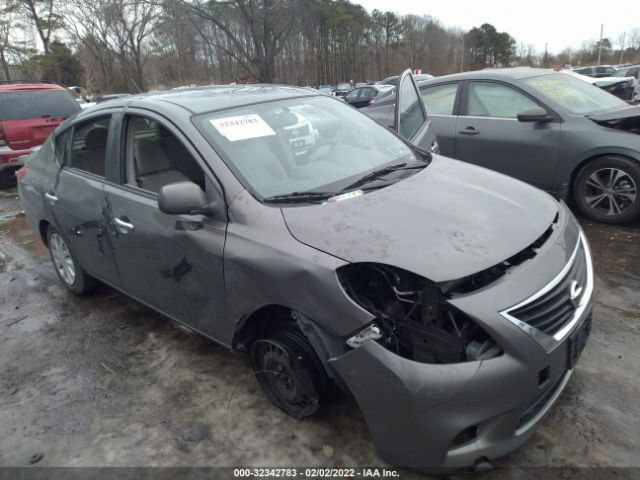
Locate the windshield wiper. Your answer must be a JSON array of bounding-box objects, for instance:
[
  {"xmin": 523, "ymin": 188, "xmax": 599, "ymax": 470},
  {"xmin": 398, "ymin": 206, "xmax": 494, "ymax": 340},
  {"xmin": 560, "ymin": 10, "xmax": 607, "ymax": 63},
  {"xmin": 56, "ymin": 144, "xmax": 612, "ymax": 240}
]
[
  {"xmin": 340, "ymin": 162, "xmax": 426, "ymax": 192},
  {"xmin": 262, "ymin": 191, "xmax": 335, "ymax": 204}
]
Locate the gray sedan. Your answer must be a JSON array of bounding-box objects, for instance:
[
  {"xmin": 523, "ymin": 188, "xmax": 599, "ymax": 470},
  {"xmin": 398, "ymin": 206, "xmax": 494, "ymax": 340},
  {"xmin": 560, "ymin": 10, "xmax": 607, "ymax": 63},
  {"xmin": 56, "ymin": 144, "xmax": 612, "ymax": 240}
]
[
  {"xmin": 419, "ymin": 68, "xmax": 640, "ymax": 224},
  {"xmin": 18, "ymin": 79, "xmax": 593, "ymax": 470}
]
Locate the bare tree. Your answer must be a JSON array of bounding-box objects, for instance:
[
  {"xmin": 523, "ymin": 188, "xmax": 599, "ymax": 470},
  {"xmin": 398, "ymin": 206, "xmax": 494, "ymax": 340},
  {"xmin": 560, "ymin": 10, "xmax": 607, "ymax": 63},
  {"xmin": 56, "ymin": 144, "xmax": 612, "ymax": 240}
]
[{"xmin": 19, "ymin": 0, "xmax": 63, "ymax": 53}]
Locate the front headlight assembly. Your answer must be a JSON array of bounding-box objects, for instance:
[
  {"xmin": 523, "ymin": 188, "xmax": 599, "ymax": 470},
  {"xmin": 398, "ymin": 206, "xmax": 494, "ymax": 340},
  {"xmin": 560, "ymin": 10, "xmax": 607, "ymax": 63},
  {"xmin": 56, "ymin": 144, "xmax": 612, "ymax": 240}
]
[{"xmin": 338, "ymin": 263, "xmax": 503, "ymax": 364}]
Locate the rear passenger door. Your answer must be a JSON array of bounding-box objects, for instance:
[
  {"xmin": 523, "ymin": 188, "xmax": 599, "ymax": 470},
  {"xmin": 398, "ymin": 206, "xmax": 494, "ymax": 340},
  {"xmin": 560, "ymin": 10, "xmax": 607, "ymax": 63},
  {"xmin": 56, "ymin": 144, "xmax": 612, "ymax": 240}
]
[
  {"xmin": 419, "ymin": 82, "xmax": 461, "ymax": 157},
  {"xmin": 48, "ymin": 114, "xmax": 121, "ymax": 286},
  {"xmin": 104, "ymin": 112, "xmax": 227, "ymax": 334}
]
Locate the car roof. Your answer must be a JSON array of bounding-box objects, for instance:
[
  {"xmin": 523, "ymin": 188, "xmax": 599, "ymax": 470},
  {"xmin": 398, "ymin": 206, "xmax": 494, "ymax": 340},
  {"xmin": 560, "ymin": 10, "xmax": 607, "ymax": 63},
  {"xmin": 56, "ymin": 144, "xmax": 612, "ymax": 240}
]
[
  {"xmin": 83, "ymin": 84, "xmax": 321, "ymax": 116},
  {"xmin": 417, "ymin": 67, "xmax": 557, "ymax": 85},
  {"xmin": 0, "ymin": 83, "xmax": 66, "ymax": 92}
]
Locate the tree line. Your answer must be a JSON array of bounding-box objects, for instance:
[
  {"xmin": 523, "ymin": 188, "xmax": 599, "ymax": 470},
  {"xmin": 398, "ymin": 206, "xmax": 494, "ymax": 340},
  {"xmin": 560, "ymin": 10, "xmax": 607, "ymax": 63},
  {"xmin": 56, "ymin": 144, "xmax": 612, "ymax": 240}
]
[{"xmin": 1, "ymin": 0, "xmax": 639, "ymax": 93}]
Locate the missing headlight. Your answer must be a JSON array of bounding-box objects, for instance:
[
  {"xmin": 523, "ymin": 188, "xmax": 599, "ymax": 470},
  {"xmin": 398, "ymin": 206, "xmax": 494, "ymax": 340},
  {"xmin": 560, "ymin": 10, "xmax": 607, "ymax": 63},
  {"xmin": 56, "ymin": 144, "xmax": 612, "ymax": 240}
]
[{"xmin": 338, "ymin": 263, "xmax": 503, "ymax": 363}]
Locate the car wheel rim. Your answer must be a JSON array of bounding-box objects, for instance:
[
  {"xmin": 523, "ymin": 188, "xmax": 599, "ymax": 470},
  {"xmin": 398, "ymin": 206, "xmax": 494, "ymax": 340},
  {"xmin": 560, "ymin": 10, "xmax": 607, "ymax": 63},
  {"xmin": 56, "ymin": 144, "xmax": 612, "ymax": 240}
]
[
  {"xmin": 50, "ymin": 233, "xmax": 76, "ymax": 286},
  {"xmin": 584, "ymin": 167, "xmax": 637, "ymax": 216},
  {"xmin": 252, "ymin": 339, "xmax": 318, "ymax": 417}
]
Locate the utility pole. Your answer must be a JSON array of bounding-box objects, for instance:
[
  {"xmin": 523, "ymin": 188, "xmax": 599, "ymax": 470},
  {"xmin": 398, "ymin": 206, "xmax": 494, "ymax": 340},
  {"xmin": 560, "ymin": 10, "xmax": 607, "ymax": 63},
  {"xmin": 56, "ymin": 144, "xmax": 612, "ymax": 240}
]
[
  {"xmin": 620, "ymin": 31, "xmax": 626, "ymax": 64},
  {"xmin": 597, "ymin": 24, "xmax": 604, "ymax": 66},
  {"xmin": 460, "ymin": 36, "xmax": 465, "ymax": 72}
]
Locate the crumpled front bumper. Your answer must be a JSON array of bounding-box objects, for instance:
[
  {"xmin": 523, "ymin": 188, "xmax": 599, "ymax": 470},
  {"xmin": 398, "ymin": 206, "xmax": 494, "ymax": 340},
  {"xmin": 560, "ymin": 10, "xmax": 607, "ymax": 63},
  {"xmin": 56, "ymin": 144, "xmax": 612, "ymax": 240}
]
[
  {"xmin": 328, "ymin": 204, "xmax": 593, "ymax": 471},
  {"xmin": 330, "ymin": 308, "xmax": 590, "ymax": 470}
]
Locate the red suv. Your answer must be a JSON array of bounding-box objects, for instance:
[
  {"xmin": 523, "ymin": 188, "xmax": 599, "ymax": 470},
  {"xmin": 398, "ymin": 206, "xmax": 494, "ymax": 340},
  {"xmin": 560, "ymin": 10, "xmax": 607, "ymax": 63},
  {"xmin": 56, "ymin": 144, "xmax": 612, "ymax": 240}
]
[{"xmin": 0, "ymin": 83, "xmax": 80, "ymax": 187}]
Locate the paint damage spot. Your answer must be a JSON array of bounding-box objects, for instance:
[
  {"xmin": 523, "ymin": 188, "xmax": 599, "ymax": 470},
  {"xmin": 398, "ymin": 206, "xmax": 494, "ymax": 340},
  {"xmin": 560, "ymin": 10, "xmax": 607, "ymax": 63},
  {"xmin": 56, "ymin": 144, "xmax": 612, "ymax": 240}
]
[{"xmin": 161, "ymin": 257, "xmax": 194, "ymax": 284}]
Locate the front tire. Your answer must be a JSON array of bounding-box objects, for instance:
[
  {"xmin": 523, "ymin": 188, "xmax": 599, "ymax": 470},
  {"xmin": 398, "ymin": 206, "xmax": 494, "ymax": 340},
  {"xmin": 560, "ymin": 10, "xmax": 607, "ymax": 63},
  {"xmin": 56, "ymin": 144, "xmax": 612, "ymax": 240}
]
[
  {"xmin": 573, "ymin": 156, "xmax": 640, "ymax": 224},
  {"xmin": 249, "ymin": 327, "xmax": 335, "ymax": 419},
  {"xmin": 47, "ymin": 226, "xmax": 96, "ymax": 295}
]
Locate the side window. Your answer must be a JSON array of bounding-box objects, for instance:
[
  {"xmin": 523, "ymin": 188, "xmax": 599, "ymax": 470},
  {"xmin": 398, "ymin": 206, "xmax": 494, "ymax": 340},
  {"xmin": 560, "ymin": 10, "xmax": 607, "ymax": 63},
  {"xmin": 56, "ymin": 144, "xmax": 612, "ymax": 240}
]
[
  {"xmin": 125, "ymin": 115, "xmax": 205, "ymax": 194},
  {"xmin": 467, "ymin": 82, "xmax": 538, "ymax": 118},
  {"xmin": 54, "ymin": 129, "xmax": 72, "ymax": 166},
  {"xmin": 345, "ymin": 90, "xmax": 359, "ymax": 102},
  {"xmin": 398, "ymin": 75, "xmax": 427, "ymax": 139},
  {"xmin": 360, "ymin": 88, "xmax": 375, "ymax": 100},
  {"xmin": 421, "ymin": 83, "xmax": 459, "ymax": 115},
  {"xmin": 70, "ymin": 116, "xmax": 111, "ymax": 176}
]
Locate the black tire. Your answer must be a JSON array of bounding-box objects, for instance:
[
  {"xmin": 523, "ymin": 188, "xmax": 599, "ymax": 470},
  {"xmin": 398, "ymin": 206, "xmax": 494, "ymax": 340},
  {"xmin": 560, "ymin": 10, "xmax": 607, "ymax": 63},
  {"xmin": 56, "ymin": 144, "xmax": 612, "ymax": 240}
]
[
  {"xmin": 249, "ymin": 327, "xmax": 335, "ymax": 419},
  {"xmin": 0, "ymin": 170, "xmax": 17, "ymax": 189},
  {"xmin": 573, "ymin": 156, "xmax": 640, "ymax": 224},
  {"xmin": 46, "ymin": 226, "xmax": 96, "ymax": 295}
]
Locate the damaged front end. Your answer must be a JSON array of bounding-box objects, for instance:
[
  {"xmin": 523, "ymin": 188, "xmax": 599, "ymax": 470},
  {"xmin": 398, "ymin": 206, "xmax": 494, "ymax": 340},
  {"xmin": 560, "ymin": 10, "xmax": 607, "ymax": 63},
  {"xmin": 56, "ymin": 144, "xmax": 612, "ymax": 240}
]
[
  {"xmin": 326, "ymin": 211, "xmax": 584, "ymax": 471},
  {"xmin": 589, "ymin": 105, "xmax": 640, "ymax": 134},
  {"xmin": 337, "ymin": 263, "xmax": 503, "ymax": 364}
]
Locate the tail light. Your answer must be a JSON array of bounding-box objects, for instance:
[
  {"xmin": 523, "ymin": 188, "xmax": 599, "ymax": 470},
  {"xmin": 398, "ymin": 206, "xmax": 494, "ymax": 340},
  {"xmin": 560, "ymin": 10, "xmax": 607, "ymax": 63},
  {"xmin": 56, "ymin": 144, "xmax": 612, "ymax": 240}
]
[{"xmin": 16, "ymin": 166, "xmax": 28, "ymax": 181}]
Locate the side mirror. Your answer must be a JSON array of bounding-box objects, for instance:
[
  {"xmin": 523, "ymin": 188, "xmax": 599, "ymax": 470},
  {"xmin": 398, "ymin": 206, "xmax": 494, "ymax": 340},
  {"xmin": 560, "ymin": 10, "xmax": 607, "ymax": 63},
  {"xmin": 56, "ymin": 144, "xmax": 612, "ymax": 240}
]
[
  {"xmin": 158, "ymin": 181, "xmax": 210, "ymax": 216},
  {"xmin": 517, "ymin": 106, "xmax": 553, "ymax": 122}
]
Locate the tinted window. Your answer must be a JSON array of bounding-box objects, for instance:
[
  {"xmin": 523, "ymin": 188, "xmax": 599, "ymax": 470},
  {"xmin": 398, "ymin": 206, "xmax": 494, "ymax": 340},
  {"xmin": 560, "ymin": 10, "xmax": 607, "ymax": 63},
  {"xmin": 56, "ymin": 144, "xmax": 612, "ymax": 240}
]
[
  {"xmin": 467, "ymin": 82, "xmax": 538, "ymax": 118},
  {"xmin": 421, "ymin": 83, "xmax": 459, "ymax": 115},
  {"xmin": 70, "ymin": 116, "xmax": 111, "ymax": 176},
  {"xmin": 0, "ymin": 90, "xmax": 80, "ymax": 121},
  {"xmin": 125, "ymin": 116, "xmax": 204, "ymax": 194},
  {"xmin": 196, "ymin": 96, "xmax": 415, "ymax": 199},
  {"xmin": 398, "ymin": 75, "xmax": 426, "ymax": 139},
  {"xmin": 523, "ymin": 73, "xmax": 628, "ymax": 114}
]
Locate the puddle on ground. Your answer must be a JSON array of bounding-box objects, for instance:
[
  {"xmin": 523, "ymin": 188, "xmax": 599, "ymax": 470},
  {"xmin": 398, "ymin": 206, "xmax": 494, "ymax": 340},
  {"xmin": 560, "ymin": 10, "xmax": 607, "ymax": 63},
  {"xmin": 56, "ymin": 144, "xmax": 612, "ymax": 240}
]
[{"xmin": 0, "ymin": 215, "xmax": 48, "ymax": 272}]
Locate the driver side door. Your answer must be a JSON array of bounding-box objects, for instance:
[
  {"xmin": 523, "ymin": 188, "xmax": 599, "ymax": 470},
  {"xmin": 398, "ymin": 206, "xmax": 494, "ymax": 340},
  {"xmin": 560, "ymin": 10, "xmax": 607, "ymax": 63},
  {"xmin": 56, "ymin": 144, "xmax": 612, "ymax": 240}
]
[{"xmin": 454, "ymin": 80, "xmax": 561, "ymax": 190}]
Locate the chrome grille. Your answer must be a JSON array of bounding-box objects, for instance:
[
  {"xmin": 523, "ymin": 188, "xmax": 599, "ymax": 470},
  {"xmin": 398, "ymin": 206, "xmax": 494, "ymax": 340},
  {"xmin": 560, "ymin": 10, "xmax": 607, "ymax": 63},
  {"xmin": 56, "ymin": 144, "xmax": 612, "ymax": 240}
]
[
  {"xmin": 501, "ymin": 232, "xmax": 593, "ymax": 343},
  {"xmin": 510, "ymin": 243, "xmax": 588, "ymax": 336}
]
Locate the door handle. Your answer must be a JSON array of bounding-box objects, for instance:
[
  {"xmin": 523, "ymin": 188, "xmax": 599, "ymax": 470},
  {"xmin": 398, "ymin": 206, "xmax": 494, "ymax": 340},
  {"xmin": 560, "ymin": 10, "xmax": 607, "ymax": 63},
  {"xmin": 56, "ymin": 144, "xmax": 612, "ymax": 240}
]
[
  {"xmin": 458, "ymin": 127, "xmax": 480, "ymax": 135},
  {"xmin": 113, "ymin": 217, "xmax": 134, "ymax": 234},
  {"xmin": 45, "ymin": 192, "xmax": 59, "ymax": 204}
]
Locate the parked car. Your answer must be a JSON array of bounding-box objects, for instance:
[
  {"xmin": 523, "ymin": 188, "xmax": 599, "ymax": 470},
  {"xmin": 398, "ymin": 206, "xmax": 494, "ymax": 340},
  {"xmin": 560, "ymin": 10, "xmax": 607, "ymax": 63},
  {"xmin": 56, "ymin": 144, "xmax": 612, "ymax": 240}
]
[
  {"xmin": 94, "ymin": 93, "xmax": 130, "ymax": 103},
  {"xmin": 563, "ymin": 69, "xmax": 640, "ymax": 103},
  {"xmin": 317, "ymin": 85, "xmax": 333, "ymax": 96},
  {"xmin": 418, "ymin": 68, "xmax": 640, "ymax": 224},
  {"xmin": 383, "ymin": 73, "xmax": 434, "ymax": 86},
  {"xmin": 18, "ymin": 73, "xmax": 593, "ymax": 470},
  {"xmin": 613, "ymin": 64, "xmax": 640, "ymax": 80},
  {"xmin": 334, "ymin": 82, "xmax": 352, "ymax": 97},
  {"xmin": 343, "ymin": 84, "xmax": 395, "ymax": 108},
  {"xmin": 0, "ymin": 82, "xmax": 80, "ymax": 188},
  {"xmin": 571, "ymin": 65, "xmax": 617, "ymax": 78},
  {"xmin": 358, "ymin": 71, "xmax": 439, "ymax": 154}
]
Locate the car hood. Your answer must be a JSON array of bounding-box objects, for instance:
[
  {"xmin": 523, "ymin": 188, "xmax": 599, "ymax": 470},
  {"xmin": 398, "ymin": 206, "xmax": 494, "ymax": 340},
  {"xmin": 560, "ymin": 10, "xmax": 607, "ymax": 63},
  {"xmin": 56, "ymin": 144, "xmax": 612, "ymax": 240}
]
[
  {"xmin": 593, "ymin": 76, "xmax": 635, "ymax": 87},
  {"xmin": 281, "ymin": 156, "xmax": 559, "ymax": 283},
  {"xmin": 588, "ymin": 103, "xmax": 640, "ymax": 122}
]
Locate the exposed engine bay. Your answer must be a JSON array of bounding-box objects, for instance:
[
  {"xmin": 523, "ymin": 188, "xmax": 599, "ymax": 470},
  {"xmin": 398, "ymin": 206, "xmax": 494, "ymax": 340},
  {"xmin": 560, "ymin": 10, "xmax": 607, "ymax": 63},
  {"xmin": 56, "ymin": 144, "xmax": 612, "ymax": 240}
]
[{"xmin": 338, "ymin": 263, "xmax": 503, "ymax": 364}]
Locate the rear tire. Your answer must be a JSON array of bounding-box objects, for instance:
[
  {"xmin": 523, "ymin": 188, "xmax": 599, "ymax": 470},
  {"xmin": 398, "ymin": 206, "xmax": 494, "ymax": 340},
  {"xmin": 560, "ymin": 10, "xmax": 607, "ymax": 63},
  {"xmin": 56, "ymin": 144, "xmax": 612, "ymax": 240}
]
[
  {"xmin": 572, "ymin": 156, "xmax": 640, "ymax": 224},
  {"xmin": 47, "ymin": 226, "xmax": 96, "ymax": 295},
  {"xmin": 0, "ymin": 170, "xmax": 17, "ymax": 189},
  {"xmin": 249, "ymin": 326, "xmax": 335, "ymax": 419}
]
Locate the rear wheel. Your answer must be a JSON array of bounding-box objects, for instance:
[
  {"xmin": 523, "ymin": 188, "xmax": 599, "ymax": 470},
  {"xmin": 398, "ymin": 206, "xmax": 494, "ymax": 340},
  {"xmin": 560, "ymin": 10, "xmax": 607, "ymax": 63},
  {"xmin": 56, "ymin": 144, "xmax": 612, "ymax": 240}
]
[
  {"xmin": 0, "ymin": 170, "xmax": 17, "ymax": 189},
  {"xmin": 47, "ymin": 226, "xmax": 96, "ymax": 295},
  {"xmin": 250, "ymin": 327, "xmax": 335, "ymax": 419},
  {"xmin": 573, "ymin": 156, "xmax": 640, "ymax": 224}
]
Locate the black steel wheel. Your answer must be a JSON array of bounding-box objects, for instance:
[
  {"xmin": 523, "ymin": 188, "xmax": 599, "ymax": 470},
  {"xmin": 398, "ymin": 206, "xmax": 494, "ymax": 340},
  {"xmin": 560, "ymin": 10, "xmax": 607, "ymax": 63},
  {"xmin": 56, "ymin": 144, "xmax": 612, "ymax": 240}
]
[
  {"xmin": 573, "ymin": 156, "xmax": 640, "ymax": 224},
  {"xmin": 250, "ymin": 328, "xmax": 333, "ymax": 419}
]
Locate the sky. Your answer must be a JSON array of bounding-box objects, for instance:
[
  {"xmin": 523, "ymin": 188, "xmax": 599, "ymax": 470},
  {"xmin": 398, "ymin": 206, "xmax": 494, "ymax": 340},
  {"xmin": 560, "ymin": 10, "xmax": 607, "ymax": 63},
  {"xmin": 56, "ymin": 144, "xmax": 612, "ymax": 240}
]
[{"xmin": 356, "ymin": 0, "xmax": 638, "ymax": 54}]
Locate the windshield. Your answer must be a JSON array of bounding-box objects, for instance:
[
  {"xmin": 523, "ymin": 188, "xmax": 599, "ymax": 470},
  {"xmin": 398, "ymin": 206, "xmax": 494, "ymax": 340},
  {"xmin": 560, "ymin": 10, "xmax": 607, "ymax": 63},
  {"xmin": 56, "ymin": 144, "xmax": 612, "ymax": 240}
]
[
  {"xmin": 611, "ymin": 69, "xmax": 628, "ymax": 77},
  {"xmin": 0, "ymin": 90, "xmax": 80, "ymax": 120},
  {"xmin": 337, "ymin": 83, "xmax": 350, "ymax": 90},
  {"xmin": 196, "ymin": 96, "xmax": 419, "ymax": 200},
  {"xmin": 522, "ymin": 73, "xmax": 628, "ymax": 114}
]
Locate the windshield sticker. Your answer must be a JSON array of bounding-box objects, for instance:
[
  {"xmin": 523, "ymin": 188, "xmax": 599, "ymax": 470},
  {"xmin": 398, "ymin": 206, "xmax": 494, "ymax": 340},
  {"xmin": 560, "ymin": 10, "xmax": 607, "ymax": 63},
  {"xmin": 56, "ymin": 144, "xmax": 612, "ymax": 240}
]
[
  {"xmin": 210, "ymin": 114, "xmax": 276, "ymax": 142},
  {"xmin": 326, "ymin": 190, "xmax": 364, "ymax": 203}
]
